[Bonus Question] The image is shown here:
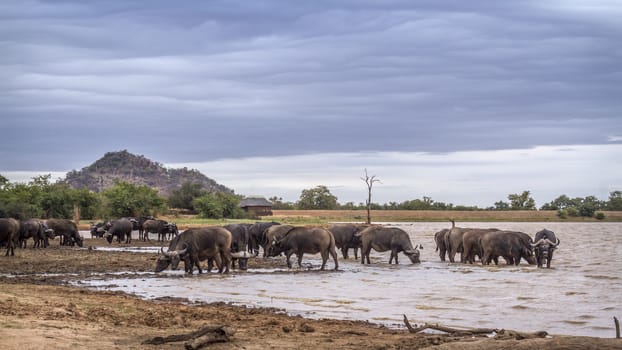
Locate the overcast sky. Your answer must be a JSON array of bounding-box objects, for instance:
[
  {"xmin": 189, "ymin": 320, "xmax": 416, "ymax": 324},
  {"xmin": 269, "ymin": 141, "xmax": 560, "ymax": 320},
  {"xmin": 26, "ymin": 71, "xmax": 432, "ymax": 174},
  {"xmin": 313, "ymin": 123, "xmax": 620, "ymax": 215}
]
[{"xmin": 1, "ymin": 0, "xmax": 621, "ymax": 207}]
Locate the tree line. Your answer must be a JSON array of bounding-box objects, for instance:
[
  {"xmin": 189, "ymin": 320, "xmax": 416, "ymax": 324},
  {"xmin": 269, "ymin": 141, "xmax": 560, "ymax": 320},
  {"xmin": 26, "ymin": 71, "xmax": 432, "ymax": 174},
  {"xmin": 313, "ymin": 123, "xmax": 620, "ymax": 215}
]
[
  {"xmin": 1, "ymin": 174, "xmax": 620, "ymax": 220},
  {"xmin": 273, "ymin": 187, "xmax": 622, "ymax": 220}
]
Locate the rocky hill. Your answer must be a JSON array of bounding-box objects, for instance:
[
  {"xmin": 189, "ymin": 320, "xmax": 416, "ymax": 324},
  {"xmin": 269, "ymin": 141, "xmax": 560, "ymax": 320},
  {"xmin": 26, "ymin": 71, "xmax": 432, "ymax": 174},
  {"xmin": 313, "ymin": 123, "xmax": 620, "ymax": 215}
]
[{"xmin": 63, "ymin": 150, "xmax": 233, "ymax": 196}]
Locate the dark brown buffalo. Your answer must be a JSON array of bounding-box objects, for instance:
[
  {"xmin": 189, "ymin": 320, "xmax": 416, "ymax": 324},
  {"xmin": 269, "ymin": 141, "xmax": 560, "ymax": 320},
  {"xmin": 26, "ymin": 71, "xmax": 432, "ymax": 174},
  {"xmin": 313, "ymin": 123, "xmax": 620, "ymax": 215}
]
[
  {"xmin": 223, "ymin": 223, "xmax": 252, "ymax": 270},
  {"xmin": 263, "ymin": 224, "xmax": 294, "ymax": 257},
  {"xmin": 358, "ymin": 226, "xmax": 421, "ymax": 264},
  {"xmin": 155, "ymin": 227, "xmax": 232, "ymax": 274},
  {"xmin": 268, "ymin": 226, "xmax": 339, "ymax": 270},
  {"xmin": 327, "ymin": 223, "xmax": 366, "ymax": 259},
  {"xmin": 248, "ymin": 221, "xmax": 280, "ymax": 256},
  {"xmin": 0, "ymin": 218, "xmax": 20, "ymax": 256},
  {"xmin": 444, "ymin": 220, "xmax": 472, "ymax": 263},
  {"xmin": 479, "ymin": 230, "xmax": 536, "ymax": 266},
  {"xmin": 46, "ymin": 219, "xmax": 83, "ymax": 247},
  {"xmin": 103, "ymin": 218, "xmax": 134, "ymax": 244},
  {"xmin": 532, "ymin": 229, "xmax": 560, "ymax": 268},
  {"xmin": 433, "ymin": 228, "xmax": 450, "ymax": 262},
  {"xmin": 19, "ymin": 219, "xmax": 54, "ymax": 248},
  {"xmin": 143, "ymin": 219, "xmax": 178, "ymax": 241},
  {"xmin": 461, "ymin": 228, "xmax": 499, "ymax": 263}
]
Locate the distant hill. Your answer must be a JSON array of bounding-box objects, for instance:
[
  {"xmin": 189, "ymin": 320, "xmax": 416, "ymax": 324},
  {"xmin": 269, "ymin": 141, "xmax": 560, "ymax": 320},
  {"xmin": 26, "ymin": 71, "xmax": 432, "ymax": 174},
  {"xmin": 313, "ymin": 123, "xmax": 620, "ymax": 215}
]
[{"xmin": 63, "ymin": 150, "xmax": 233, "ymax": 196}]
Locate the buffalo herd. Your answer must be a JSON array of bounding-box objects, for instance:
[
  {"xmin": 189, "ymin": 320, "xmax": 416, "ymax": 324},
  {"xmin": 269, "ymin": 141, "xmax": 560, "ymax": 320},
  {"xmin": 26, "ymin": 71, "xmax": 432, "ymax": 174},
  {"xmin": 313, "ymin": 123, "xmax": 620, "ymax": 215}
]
[{"xmin": 0, "ymin": 217, "xmax": 559, "ymax": 273}]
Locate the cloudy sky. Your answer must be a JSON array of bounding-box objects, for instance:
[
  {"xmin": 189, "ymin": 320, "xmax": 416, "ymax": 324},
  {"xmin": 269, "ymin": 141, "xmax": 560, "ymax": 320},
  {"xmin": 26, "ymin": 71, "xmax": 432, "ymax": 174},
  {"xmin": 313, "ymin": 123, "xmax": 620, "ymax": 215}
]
[{"xmin": 1, "ymin": 0, "xmax": 621, "ymax": 207}]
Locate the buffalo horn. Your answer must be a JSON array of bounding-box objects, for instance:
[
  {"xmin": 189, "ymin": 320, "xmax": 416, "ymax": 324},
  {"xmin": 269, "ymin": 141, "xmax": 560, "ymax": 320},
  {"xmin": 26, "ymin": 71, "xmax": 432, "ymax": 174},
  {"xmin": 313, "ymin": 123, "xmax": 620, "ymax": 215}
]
[
  {"xmin": 160, "ymin": 247, "xmax": 166, "ymax": 255},
  {"xmin": 531, "ymin": 238, "xmax": 545, "ymax": 247},
  {"xmin": 177, "ymin": 242, "xmax": 188, "ymax": 255}
]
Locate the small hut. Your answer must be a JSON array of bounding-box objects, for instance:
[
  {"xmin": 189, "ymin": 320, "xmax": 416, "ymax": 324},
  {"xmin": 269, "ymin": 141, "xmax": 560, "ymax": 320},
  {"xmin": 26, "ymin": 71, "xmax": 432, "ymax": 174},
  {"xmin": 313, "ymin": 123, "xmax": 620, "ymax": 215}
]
[{"xmin": 240, "ymin": 196, "xmax": 273, "ymax": 217}]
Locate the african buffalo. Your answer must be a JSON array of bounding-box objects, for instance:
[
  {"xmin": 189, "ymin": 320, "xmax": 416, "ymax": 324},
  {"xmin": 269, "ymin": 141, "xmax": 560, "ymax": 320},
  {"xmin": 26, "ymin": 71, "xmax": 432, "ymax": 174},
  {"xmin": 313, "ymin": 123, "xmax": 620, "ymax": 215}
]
[
  {"xmin": 327, "ymin": 223, "xmax": 366, "ymax": 259},
  {"xmin": 433, "ymin": 228, "xmax": 450, "ymax": 262},
  {"xmin": 223, "ymin": 223, "xmax": 252, "ymax": 270},
  {"xmin": 19, "ymin": 219, "xmax": 54, "ymax": 248},
  {"xmin": 532, "ymin": 229, "xmax": 560, "ymax": 268},
  {"xmin": 143, "ymin": 219, "xmax": 178, "ymax": 241},
  {"xmin": 46, "ymin": 219, "xmax": 83, "ymax": 247},
  {"xmin": 103, "ymin": 218, "xmax": 134, "ymax": 244},
  {"xmin": 479, "ymin": 230, "xmax": 536, "ymax": 266},
  {"xmin": 444, "ymin": 220, "xmax": 472, "ymax": 263},
  {"xmin": 358, "ymin": 226, "xmax": 421, "ymax": 264},
  {"xmin": 248, "ymin": 221, "xmax": 280, "ymax": 256},
  {"xmin": 135, "ymin": 216, "xmax": 155, "ymax": 241},
  {"xmin": 0, "ymin": 218, "xmax": 20, "ymax": 256},
  {"xmin": 268, "ymin": 226, "xmax": 339, "ymax": 270},
  {"xmin": 461, "ymin": 228, "xmax": 499, "ymax": 264},
  {"xmin": 90, "ymin": 222, "xmax": 106, "ymax": 238},
  {"xmin": 263, "ymin": 224, "xmax": 294, "ymax": 257},
  {"xmin": 155, "ymin": 227, "xmax": 232, "ymax": 274}
]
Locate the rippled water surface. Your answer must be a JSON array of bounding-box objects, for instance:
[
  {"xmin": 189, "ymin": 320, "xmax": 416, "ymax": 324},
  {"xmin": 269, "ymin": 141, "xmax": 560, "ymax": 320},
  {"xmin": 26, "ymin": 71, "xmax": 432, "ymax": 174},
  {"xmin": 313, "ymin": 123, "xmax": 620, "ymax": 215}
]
[{"xmin": 78, "ymin": 222, "xmax": 621, "ymax": 337}]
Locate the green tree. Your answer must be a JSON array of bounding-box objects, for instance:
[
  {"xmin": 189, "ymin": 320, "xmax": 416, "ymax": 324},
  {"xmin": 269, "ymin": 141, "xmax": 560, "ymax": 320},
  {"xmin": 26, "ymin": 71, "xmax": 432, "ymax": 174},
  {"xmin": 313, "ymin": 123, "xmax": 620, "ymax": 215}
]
[
  {"xmin": 540, "ymin": 195, "xmax": 573, "ymax": 210},
  {"xmin": 577, "ymin": 195, "xmax": 602, "ymax": 217},
  {"xmin": 508, "ymin": 191, "xmax": 536, "ymax": 210},
  {"xmin": 297, "ymin": 185, "xmax": 338, "ymax": 210},
  {"xmin": 269, "ymin": 196, "xmax": 295, "ymax": 210},
  {"xmin": 168, "ymin": 182, "xmax": 206, "ymax": 211},
  {"xmin": 193, "ymin": 192, "xmax": 244, "ymax": 219},
  {"xmin": 493, "ymin": 200, "xmax": 510, "ymax": 210},
  {"xmin": 72, "ymin": 188, "xmax": 100, "ymax": 220},
  {"xmin": 607, "ymin": 191, "xmax": 622, "ymax": 210},
  {"xmin": 101, "ymin": 181, "xmax": 166, "ymax": 218},
  {"xmin": 0, "ymin": 174, "xmax": 9, "ymax": 190}
]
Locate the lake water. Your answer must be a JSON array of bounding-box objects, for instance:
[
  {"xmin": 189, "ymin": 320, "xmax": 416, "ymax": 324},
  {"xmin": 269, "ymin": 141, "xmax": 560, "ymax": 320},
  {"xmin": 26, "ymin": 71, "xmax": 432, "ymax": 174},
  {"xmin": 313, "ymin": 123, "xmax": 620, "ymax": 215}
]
[{"xmin": 77, "ymin": 222, "xmax": 622, "ymax": 337}]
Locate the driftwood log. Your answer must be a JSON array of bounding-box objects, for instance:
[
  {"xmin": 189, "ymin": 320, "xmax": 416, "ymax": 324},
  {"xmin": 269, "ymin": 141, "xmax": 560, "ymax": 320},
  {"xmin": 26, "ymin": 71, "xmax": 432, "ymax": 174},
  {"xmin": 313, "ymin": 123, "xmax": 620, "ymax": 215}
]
[
  {"xmin": 403, "ymin": 314, "xmax": 547, "ymax": 339},
  {"xmin": 142, "ymin": 324, "xmax": 235, "ymax": 349}
]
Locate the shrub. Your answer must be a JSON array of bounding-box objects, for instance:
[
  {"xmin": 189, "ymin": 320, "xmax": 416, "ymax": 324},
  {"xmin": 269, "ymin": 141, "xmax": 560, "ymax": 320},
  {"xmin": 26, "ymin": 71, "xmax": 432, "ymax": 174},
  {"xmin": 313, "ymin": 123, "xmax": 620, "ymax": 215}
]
[{"xmin": 595, "ymin": 212, "xmax": 605, "ymax": 220}]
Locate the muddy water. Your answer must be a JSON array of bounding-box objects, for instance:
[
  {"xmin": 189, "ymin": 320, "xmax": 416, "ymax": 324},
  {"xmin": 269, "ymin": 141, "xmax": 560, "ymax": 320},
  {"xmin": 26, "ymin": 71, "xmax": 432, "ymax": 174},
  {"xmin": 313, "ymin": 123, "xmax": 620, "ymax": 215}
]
[{"xmin": 79, "ymin": 222, "xmax": 621, "ymax": 337}]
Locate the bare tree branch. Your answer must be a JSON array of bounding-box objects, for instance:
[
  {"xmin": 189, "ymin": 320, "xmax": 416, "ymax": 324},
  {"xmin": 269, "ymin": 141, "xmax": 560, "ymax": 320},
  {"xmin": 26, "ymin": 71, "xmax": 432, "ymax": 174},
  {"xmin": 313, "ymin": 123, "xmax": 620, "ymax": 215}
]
[{"xmin": 361, "ymin": 169, "xmax": 381, "ymax": 224}]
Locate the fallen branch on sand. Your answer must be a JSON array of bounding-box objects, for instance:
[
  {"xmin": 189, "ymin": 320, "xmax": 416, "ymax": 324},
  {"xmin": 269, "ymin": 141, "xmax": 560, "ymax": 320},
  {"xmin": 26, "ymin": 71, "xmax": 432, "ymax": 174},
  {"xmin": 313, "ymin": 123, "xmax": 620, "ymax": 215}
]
[
  {"xmin": 403, "ymin": 314, "xmax": 548, "ymax": 340},
  {"xmin": 142, "ymin": 324, "xmax": 235, "ymax": 349}
]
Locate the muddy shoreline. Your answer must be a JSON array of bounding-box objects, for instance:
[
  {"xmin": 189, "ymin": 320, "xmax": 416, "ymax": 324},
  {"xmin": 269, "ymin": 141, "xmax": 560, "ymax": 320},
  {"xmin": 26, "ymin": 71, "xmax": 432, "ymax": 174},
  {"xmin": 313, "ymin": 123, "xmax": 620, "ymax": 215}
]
[{"xmin": 1, "ymin": 238, "xmax": 621, "ymax": 349}]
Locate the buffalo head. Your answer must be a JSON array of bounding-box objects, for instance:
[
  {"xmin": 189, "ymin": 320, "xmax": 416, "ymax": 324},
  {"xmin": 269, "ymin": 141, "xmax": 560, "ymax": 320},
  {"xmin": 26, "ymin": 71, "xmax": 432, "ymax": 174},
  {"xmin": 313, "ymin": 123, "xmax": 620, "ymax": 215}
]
[
  {"xmin": 75, "ymin": 235, "xmax": 84, "ymax": 247},
  {"xmin": 231, "ymin": 251, "xmax": 251, "ymax": 270},
  {"xmin": 267, "ymin": 239, "xmax": 283, "ymax": 257},
  {"xmin": 155, "ymin": 245, "xmax": 188, "ymax": 272},
  {"xmin": 404, "ymin": 249, "xmax": 421, "ymax": 264}
]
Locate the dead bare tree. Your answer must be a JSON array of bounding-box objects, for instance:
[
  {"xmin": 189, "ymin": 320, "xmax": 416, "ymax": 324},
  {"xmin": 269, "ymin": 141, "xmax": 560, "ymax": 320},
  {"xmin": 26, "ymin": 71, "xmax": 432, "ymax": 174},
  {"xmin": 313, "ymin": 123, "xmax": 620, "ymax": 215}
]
[{"xmin": 361, "ymin": 169, "xmax": 381, "ymax": 224}]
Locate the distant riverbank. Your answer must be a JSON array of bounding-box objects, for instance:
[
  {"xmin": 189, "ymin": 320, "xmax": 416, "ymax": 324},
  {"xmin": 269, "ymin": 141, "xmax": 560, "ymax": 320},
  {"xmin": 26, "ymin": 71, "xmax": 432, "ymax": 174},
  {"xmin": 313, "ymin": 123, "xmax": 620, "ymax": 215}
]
[
  {"xmin": 268, "ymin": 209, "xmax": 622, "ymax": 223},
  {"xmin": 77, "ymin": 209, "xmax": 622, "ymax": 230}
]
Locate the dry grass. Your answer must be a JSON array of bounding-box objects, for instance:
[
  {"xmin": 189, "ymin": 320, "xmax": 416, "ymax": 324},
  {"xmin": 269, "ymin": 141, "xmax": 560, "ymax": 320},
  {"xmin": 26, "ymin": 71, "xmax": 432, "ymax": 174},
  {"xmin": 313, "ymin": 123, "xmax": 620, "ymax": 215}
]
[{"xmin": 269, "ymin": 210, "xmax": 622, "ymax": 223}]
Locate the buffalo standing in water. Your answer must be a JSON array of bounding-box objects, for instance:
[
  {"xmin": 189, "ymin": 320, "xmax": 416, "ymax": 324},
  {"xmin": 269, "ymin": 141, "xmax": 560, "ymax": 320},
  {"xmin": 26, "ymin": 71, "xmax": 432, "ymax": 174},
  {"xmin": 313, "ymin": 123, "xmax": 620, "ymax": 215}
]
[
  {"xmin": 532, "ymin": 229, "xmax": 560, "ymax": 268},
  {"xmin": 268, "ymin": 226, "xmax": 339, "ymax": 271},
  {"xmin": 479, "ymin": 230, "xmax": 536, "ymax": 266},
  {"xmin": 358, "ymin": 226, "xmax": 421, "ymax": 265},
  {"xmin": 156, "ymin": 227, "xmax": 232, "ymax": 274}
]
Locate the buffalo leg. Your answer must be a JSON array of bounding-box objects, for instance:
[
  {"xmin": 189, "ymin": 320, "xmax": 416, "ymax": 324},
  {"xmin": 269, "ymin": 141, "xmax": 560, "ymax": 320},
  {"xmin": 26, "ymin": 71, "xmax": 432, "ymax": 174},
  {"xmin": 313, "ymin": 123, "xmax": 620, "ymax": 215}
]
[
  {"xmin": 330, "ymin": 245, "xmax": 339, "ymax": 270},
  {"xmin": 341, "ymin": 247, "xmax": 348, "ymax": 260},
  {"xmin": 297, "ymin": 253, "xmax": 304, "ymax": 268},
  {"xmin": 285, "ymin": 253, "xmax": 293, "ymax": 268},
  {"xmin": 220, "ymin": 251, "xmax": 230, "ymax": 273}
]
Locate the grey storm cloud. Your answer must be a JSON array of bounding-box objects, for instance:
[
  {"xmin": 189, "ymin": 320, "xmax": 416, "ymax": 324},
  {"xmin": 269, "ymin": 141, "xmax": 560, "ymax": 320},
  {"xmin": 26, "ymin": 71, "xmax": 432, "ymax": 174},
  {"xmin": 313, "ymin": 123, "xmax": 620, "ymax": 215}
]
[{"xmin": 1, "ymin": 0, "xmax": 621, "ymax": 170}]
